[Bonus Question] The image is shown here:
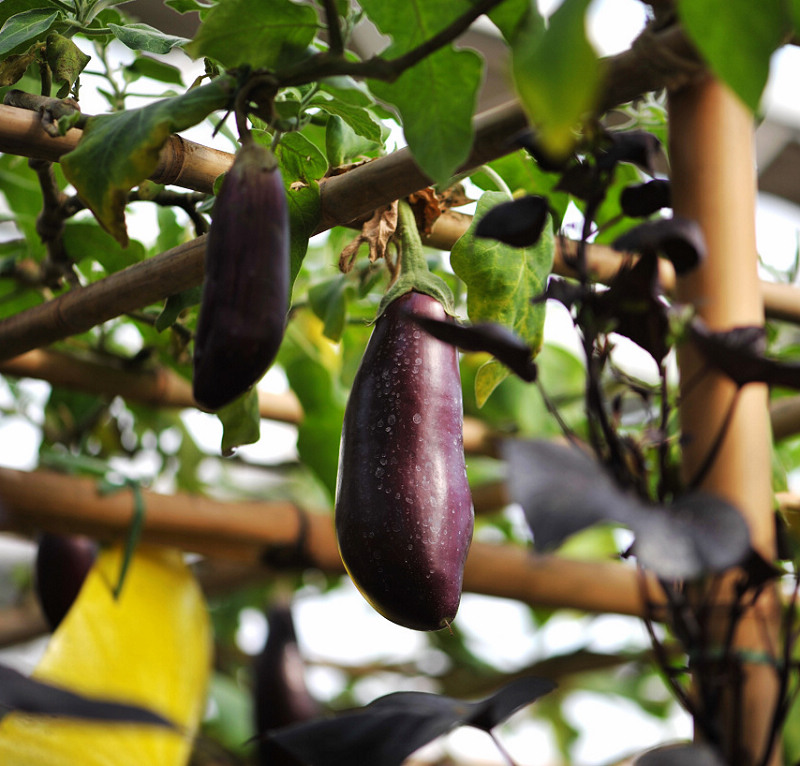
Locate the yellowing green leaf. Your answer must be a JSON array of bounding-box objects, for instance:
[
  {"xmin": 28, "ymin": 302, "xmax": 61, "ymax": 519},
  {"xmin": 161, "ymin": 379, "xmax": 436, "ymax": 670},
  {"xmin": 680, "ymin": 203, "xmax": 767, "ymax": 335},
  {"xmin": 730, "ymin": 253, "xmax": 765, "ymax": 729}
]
[
  {"xmin": 61, "ymin": 76, "xmax": 235, "ymax": 245},
  {"xmin": 511, "ymin": 0, "xmax": 599, "ymax": 156},
  {"xmin": 0, "ymin": 545, "xmax": 212, "ymax": 766},
  {"xmin": 451, "ymin": 191, "xmax": 554, "ymax": 406}
]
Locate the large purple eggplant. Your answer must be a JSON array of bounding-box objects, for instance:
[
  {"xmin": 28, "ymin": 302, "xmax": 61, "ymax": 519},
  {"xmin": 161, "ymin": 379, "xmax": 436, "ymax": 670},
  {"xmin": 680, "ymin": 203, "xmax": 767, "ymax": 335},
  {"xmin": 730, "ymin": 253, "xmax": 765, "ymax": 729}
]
[
  {"xmin": 335, "ymin": 290, "xmax": 474, "ymax": 631},
  {"xmin": 193, "ymin": 137, "xmax": 289, "ymax": 411},
  {"xmin": 35, "ymin": 533, "xmax": 97, "ymax": 631}
]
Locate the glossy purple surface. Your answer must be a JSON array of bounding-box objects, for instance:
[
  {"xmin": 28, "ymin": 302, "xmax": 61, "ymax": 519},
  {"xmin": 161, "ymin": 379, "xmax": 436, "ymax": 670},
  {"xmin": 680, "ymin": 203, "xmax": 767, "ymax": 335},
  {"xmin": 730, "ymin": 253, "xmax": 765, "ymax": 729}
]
[
  {"xmin": 335, "ymin": 291, "xmax": 474, "ymax": 631},
  {"xmin": 193, "ymin": 141, "xmax": 289, "ymax": 411},
  {"xmin": 35, "ymin": 533, "xmax": 97, "ymax": 631}
]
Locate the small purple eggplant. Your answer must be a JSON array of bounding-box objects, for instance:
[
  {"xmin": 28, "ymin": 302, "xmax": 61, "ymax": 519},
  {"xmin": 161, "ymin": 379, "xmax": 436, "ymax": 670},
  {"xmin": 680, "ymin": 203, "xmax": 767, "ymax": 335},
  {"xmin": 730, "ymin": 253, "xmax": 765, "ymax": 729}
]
[
  {"xmin": 193, "ymin": 137, "xmax": 289, "ymax": 411},
  {"xmin": 254, "ymin": 602, "xmax": 319, "ymax": 766},
  {"xmin": 335, "ymin": 291, "xmax": 474, "ymax": 631},
  {"xmin": 34, "ymin": 533, "xmax": 97, "ymax": 631}
]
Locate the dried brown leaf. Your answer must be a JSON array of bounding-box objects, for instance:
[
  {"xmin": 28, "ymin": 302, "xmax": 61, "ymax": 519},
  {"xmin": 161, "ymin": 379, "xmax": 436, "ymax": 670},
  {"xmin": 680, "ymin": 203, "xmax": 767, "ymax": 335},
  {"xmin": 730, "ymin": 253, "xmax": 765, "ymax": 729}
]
[{"xmin": 339, "ymin": 202, "xmax": 398, "ymax": 273}]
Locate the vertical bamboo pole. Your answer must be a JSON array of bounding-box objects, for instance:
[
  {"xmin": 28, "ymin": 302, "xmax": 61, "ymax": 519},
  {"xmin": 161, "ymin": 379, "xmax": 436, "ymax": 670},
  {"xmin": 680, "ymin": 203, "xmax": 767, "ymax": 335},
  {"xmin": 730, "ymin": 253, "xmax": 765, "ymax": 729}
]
[{"xmin": 669, "ymin": 76, "xmax": 781, "ymax": 764}]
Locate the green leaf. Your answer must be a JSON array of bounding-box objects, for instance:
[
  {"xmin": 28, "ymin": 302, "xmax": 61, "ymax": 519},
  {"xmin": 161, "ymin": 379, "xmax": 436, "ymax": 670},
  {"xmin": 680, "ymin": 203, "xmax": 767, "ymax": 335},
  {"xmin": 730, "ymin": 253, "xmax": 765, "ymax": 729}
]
[
  {"xmin": 0, "ymin": 0, "xmax": 47, "ymax": 29},
  {"xmin": 308, "ymin": 275, "xmax": 349, "ymax": 341},
  {"xmin": 155, "ymin": 286, "xmax": 201, "ymax": 332},
  {"xmin": 218, "ymin": 388, "xmax": 260, "ymax": 456},
  {"xmin": 676, "ymin": 0, "xmax": 788, "ymax": 113},
  {"xmin": 124, "ymin": 56, "xmax": 184, "ymax": 86},
  {"xmin": 286, "ymin": 182, "xmax": 321, "ymax": 298},
  {"xmin": 281, "ymin": 320, "xmax": 347, "ymax": 499},
  {"xmin": 370, "ymin": 46, "xmax": 483, "ymax": 188},
  {"xmin": 0, "ymin": 153, "xmax": 49, "ymax": 258},
  {"xmin": 791, "ymin": 0, "xmax": 800, "ymax": 34},
  {"xmin": 45, "ymin": 33, "xmax": 90, "ymax": 98},
  {"xmin": 310, "ymin": 95, "xmax": 384, "ymax": 144},
  {"xmin": 154, "ymin": 204, "xmax": 188, "ymax": 254},
  {"xmin": 61, "ymin": 75, "xmax": 235, "ymax": 245},
  {"xmin": 108, "ymin": 22, "xmax": 189, "ymax": 54},
  {"xmin": 488, "ymin": 0, "xmax": 541, "ymax": 42},
  {"xmin": 62, "ymin": 222, "xmax": 146, "ymax": 274},
  {"xmin": 274, "ymin": 131, "xmax": 329, "ymax": 185},
  {"xmin": 185, "ymin": 0, "xmax": 318, "ymax": 70},
  {"xmin": 358, "ymin": 0, "xmax": 484, "ymax": 187},
  {"xmin": 511, "ymin": 0, "xmax": 600, "ymax": 156},
  {"xmin": 0, "ymin": 43, "xmax": 39, "ymax": 88},
  {"xmin": 165, "ymin": 0, "xmax": 213, "ymax": 14},
  {"xmin": 324, "ymin": 114, "xmax": 382, "ymax": 167},
  {"xmin": 0, "ymin": 8, "xmax": 60, "ymax": 57},
  {"xmin": 450, "ymin": 191, "xmax": 554, "ymax": 406},
  {"xmin": 318, "ymin": 76, "xmax": 375, "ymax": 106}
]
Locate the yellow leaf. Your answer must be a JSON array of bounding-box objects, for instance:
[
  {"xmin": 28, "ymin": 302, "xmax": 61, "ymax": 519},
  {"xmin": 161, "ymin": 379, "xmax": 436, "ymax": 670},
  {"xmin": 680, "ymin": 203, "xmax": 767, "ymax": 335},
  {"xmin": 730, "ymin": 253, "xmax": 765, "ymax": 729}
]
[{"xmin": 0, "ymin": 545, "xmax": 211, "ymax": 766}]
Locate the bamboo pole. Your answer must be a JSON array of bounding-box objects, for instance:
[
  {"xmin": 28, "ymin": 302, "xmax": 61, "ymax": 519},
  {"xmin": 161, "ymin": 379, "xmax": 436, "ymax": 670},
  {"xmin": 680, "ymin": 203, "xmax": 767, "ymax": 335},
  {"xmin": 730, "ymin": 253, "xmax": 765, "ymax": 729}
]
[
  {"xmin": 669, "ymin": 77, "xmax": 781, "ymax": 765},
  {"xmin": 0, "ymin": 21, "xmax": 701, "ymax": 199},
  {"xmin": 2, "ymin": 204, "xmax": 800, "ymax": 367},
  {"xmin": 0, "ymin": 348, "xmax": 303, "ymax": 424},
  {"xmin": 0, "ymin": 465, "xmax": 658, "ymax": 619},
  {"xmin": 0, "ymin": 104, "xmax": 232, "ymax": 194}
]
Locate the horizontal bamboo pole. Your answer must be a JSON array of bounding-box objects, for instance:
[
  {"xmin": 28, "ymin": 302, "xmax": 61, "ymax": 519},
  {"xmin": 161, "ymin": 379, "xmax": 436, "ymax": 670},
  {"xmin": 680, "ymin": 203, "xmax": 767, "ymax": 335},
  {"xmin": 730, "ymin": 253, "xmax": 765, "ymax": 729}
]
[
  {"xmin": 0, "ymin": 465, "xmax": 657, "ymax": 618},
  {"xmin": 0, "ymin": 103, "xmax": 231, "ymax": 194},
  {"xmin": 0, "ymin": 23, "xmax": 709, "ymax": 359},
  {"xmin": 2, "ymin": 207, "xmax": 799, "ymax": 367},
  {"xmin": 0, "ymin": 348, "xmax": 303, "ymax": 424},
  {"xmin": 0, "ymin": 21, "xmax": 700, "ymax": 202},
  {"xmin": 0, "ymin": 347, "xmax": 496, "ymax": 455}
]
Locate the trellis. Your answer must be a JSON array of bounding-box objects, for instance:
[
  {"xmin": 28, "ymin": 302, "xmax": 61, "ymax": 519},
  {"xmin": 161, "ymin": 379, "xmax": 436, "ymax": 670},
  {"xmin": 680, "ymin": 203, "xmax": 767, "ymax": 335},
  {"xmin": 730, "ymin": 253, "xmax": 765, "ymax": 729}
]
[{"xmin": 0, "ymin": 13, "xmax": 795, "ymax": 763}]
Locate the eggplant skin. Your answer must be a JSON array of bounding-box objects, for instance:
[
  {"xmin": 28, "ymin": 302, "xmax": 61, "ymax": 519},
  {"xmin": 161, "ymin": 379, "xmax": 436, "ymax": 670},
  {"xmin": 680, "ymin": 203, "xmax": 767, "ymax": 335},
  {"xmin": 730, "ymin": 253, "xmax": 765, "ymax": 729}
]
[
  {"xmin": 254, "ymin": 603, "xmax": 319, "ymax": 766},
  {"xmin": 335, "ymin": 291, "xmax": 474, "ymax": 631},
  {"xmin": 35, "ymin": 533, "xmax": 97, "ymax": 631},
  {"xmin": 193, "ymin": 140, "xmax": 289, "ymax": 411}
]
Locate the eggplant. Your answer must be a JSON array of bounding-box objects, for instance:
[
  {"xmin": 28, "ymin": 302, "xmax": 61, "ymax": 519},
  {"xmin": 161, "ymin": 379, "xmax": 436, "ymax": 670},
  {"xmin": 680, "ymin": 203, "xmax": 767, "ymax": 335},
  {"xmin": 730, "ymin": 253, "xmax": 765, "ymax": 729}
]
[
  {"xmin": 254, "ymin": 603, "xmax": 319, "ymax": 766},
  {"xmin": 193, "ymin": 137, "xmax": 289, "ymax": 411},
  {"xmin": 335, "ymin": 290, "xmax": 474, "ymax": 631},
  {"xmin": 34, "ymin": 533, "xmax": 97, "ymax": 631}
]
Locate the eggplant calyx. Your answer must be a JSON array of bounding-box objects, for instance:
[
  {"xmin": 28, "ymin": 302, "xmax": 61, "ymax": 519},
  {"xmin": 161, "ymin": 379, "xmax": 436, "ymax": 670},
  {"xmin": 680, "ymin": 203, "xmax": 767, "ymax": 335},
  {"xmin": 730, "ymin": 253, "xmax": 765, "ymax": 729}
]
[{"xmin": 377, "ymin": 200, "xmax": 454, "ymax": 318}]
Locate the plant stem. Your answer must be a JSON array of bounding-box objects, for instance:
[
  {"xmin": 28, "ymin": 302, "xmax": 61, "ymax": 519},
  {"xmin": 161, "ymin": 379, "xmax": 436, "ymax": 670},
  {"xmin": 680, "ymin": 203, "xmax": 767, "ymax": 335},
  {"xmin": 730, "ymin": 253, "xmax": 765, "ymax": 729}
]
[{"xmin": 479, "ymin": 164, "xmax": 513, "ymax": 197}]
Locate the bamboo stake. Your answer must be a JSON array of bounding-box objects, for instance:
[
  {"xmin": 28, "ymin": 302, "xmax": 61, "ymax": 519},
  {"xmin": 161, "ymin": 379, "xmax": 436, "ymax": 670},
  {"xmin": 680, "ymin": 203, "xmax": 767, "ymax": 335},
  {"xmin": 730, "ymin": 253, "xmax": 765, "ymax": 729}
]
[
  {"xmin": 0, "ymin": 465, "xmax": 658, "ymax": 618},
  {"xmin": 669, "ymin": 77, "xmax": 781, "ymax": 765}
]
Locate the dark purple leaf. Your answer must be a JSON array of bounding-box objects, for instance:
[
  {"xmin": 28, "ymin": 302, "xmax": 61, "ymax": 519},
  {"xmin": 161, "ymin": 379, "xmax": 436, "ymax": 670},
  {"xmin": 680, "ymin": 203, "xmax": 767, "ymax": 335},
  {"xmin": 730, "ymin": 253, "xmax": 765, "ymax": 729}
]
[
  {"xmin": 554, "ymin": 160, "xmax": 604, "ymax": 201},
  {"xmin": 596, "ymin": 131, "xmax": 663, "ymax": 176},
  {"xmin": 631, "ymin": 492, "xmax": 752, "ymax": 580},
  {"xmin": 0, "ymin": 664, "xmax": 174, "ymax": 727},
  {"xmin": 689, "ymin": 319, "xmax": 800, "ymax": 390},
  {"xmin": 474, "ymin": 195, "xmax": 549, "ymax": 248},
  {"xmin": 407, "ymin": 314, "xmax": 537, "ymax": 382},
  {"xmin": 591, "ymin": 255, "xmax": 670, "ymax": 362},
  {"xmin": 635, "ymin": 743, "xmax": 727, "ymax": 766},
  {"xmin": 613, "ymin": 216, "xmax": 705, "ymax": 275},
  {"xmin": 268, "ymin": 677, "xmax": 555, "ymax": 766},
  {"xmin": 503, "ymin": 439, "xmax": 643, "ymax": 551},
  {"xmin": 503, "ymin": 440, "xmax": 751, "ymax": 579},
  {"xmin": 620, "ymin": 179, "xmax": 672, "ymax": 218},
  {"xmin": 538, "ymin": 277, "xmax": 586, "ymax": 311}
]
